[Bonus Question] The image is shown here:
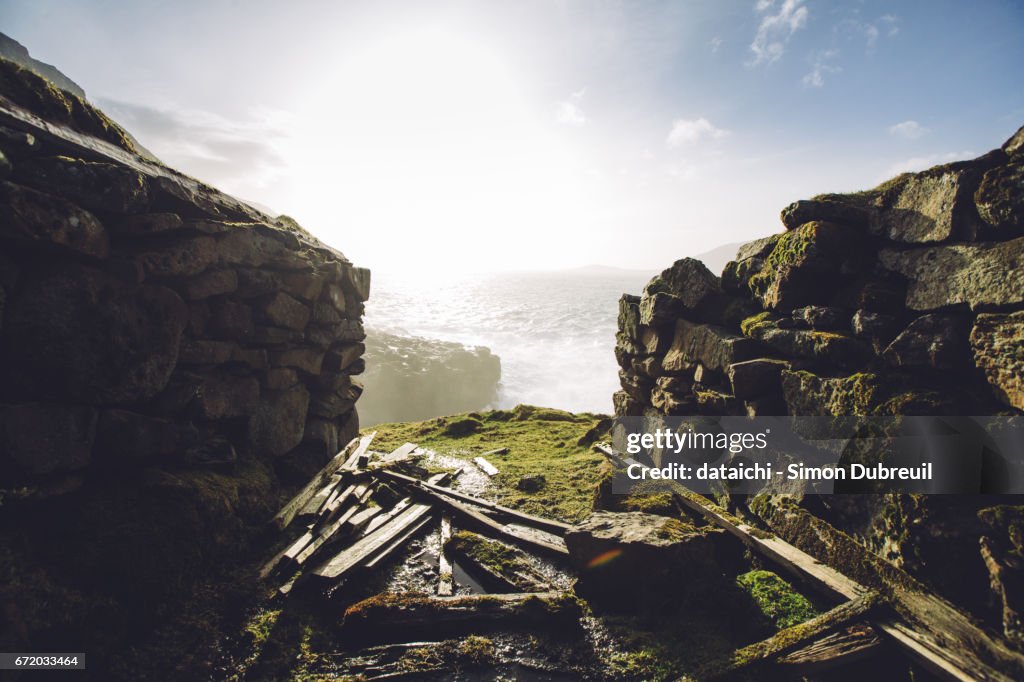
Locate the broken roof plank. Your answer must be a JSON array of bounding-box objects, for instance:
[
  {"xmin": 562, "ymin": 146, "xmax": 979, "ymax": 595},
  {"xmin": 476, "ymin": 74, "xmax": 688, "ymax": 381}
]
[
  {"xmin": 271, "ymin": 431, "xmax": 375, "ymax": 530},
  {"xmin": 473, "ymin": 457, "xmax": 499, "ymax": 477}
]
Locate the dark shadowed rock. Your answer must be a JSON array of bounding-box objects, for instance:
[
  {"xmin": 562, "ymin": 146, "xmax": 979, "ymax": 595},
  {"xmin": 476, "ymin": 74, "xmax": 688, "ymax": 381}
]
[
  {"xmin": 0, "ymin": 181, "xmax": 108, "ymax": 258},
  {"xmin": 259, "ymin": 292, "xmax": 310, "ymax": 331},
  {"xmin": 16, "ymin": 155, "xmax": 149, "ymax": 214},
  {"xmin": 195, "ymin": 372, "xmax": 261, "ymax": 419},
  {"xmin": 883, "ymin": 314, "xmax": 968, "ymax": 369},
  {"xmin": 851, "ymin": 309, "xmax": 902, "ymax": 345},
  {"xmin": 970, "ymin": 312, "xmax": 1024, "ymax": 411},
  {"xmin": 3, "ymin": 266, "xmax": 187, "ymax": 403},
  {"xmin": 1003, "ymin": 125, "xmax": 1024, "ymax": 157},
  {"xmin": 879, "ymin": 236, "xmax": 1024, "ymax": 310},
  {"xmin": 728, "ymin": 358, "xmax": 789, "ymax": 399},
  {"xmin": 781, "ymin": 370, "xmax": 882, "ymax": 417},
  {"xmin": 249, "ymin": 385, "xmax": 311, "ymax": 456},
  {"xmin": 180, "ymin": 269, "xmax": 238, "ymax": 300},
  {"xmin": 792, "ymin": 305, "xmax": 847, "ymax": 331},
  {"xmin": 662, "ymin": 318, "xmax": 761, "ymax": 374},
  {"xmin": 0, "ymin": 402, "xmax": 96, "ymax": 476},
  {"xmin": 137, "ymin": 235, "xmax": 218, "ymax": 277},
  {"xmin": 566, "ymin": 511, "xmax": 723, "ymax": 607},
  {"xmin": 94, "ymin": 409, "xmax": 198, "ymax": 462}
]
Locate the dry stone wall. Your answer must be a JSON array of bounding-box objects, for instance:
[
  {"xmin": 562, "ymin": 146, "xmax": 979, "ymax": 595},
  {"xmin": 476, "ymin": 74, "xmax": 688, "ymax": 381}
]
[
  {"xmin": 612, "ymin": 123, "xmax": 1024, "ymax": 645},
  {"xmin": 0, "ymin": 57, "xmax": 368, "ymax": 653}
]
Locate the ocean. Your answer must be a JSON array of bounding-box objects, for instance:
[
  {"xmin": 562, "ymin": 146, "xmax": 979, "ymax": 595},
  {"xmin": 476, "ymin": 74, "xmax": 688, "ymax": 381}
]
[{"xmin": 365, "ymin": 268, "xmax": 657, "ymax": 415}]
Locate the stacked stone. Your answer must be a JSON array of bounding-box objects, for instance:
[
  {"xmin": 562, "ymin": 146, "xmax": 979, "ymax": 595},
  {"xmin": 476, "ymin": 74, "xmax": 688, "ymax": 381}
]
[
  {"xmin": 0, "ymin": 81, "xmax": 369, "ymax": 496},
  {"xmin": 614, "ymin": 124, "xmax": 1024, "ymax": 420}
]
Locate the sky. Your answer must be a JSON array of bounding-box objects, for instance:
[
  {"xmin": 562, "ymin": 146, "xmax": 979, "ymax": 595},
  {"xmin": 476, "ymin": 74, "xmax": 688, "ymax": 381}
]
[{"xmin": 2, "ymin": 0, "xmax": 1023, "ymax": 273}]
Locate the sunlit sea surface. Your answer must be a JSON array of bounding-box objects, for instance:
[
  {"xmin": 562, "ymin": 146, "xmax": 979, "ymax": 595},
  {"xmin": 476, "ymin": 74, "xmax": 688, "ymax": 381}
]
[{"xmin": 365, "ymin": 268, "xmax": 656, "ymax": 414}]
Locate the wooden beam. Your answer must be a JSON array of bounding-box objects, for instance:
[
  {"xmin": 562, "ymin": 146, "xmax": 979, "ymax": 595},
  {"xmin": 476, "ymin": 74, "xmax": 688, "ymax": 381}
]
[
  {"xmin": 473, "ymin": 457, "xmax": 499, "ymax": 476},
  {"xmin": 777, "ymin": 624, "xmax": 881, "ymax": 674},
  {"xmin": 374, "ymin": 469, "xmax": 570, "ymax": 535},
  {"xmin": 438, "ymin": 515, "xmax": 454, "ymax": 596}
]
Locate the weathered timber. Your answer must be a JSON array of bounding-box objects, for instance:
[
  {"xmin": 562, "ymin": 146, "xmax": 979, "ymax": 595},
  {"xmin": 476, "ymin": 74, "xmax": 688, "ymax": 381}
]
[
  {"xmin": 341, "ymin": 592, "xmax": 580, "ymax": 643},
  {"xmin": 272, "ymin": 432, "xmax": 375, "ymax": 530},
  {"xmin": 311, "ymin": 502, "xmax": 435, "ymax": 584},
  {"xmin": 316, "ymin": 481, "xmax": 372, "ymax": 530},
  {"xmin": 596, "ymin": 443, "xmax": 1024, "ymax": 682},
  {"xmin": 706, "ymin": 593, "xmax": 881, "ymax": 679},
  {"xmin": 482, "ymin": 447, "xmax": 509, "ymax": 456},
  {"xmin": 473, "ymin": 457, "xmax": 499, "ymax": 476},
  {"xmin": 363, "ymin": 515, "xmax": 434, "ymax": 570},
  {"xmin": 410, "ymin": 484, "xmax": 569, "ymax": 557},
  {"xmin": 438, "ymin": 515, "xmax": 454, "ymax": 596},
  {"xmin": 776, "ymin": 624, "xmax": 882, "ymax": 674},
  {"xmin": 298, "ymin": 472, "xmax": 344, "ymax": 520},
  {"xmin": 445, "ymin": 531, "xmax": 551, "ymax": 593},
  {"xmin": 295, "ymin": 504, "xmax": 362, "ymax": 567},
  {"xmin": 374, "ymin": 469, "xmax": 570, "ymax": 535},
  {"xmin": 381, "ymin": 442, "xmax": 418, "ymax": 462}
]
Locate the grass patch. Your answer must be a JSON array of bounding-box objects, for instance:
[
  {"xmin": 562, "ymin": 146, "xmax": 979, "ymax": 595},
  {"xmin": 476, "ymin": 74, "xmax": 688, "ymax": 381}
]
[
  {"xmin": 366, "ymin": 405, "xmax": 608, "ymax": 522},
  {"xmin": 736, "ymin": 569, "xmax": 819, "ymax": 629}
]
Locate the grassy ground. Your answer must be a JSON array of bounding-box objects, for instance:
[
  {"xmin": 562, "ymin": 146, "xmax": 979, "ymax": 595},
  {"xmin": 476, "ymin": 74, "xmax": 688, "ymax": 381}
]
[{"xmin": 366, "ymin": 404, "xmax": 609, "ymax": 523}]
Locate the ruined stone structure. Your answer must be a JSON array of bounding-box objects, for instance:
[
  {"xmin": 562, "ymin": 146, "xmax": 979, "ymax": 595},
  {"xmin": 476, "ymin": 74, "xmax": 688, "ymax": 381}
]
[
  {"xmin": 613, "ymin": 124, "xmax": 1024, "ymax": 645},
  {"xmin": 0, "ymin": 58, "xmax": 368, "ymax": 654}
]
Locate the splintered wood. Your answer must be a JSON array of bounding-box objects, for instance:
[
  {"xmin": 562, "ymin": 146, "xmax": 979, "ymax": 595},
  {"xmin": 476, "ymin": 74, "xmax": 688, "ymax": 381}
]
[{"xmin": 261, "ymin": 437, "xmax": 571, "ymax": 601}]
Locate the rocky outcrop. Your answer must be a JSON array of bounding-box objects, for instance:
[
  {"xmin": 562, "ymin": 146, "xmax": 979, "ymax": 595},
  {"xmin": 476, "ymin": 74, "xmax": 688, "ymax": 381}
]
[
  {"xmin": 359, "ymin": 330, "xmax": 500, "ymax": 425},
  {"xmin": 612, "ymin": 124, "xmax": 1024, "ymax": 643},
  {"xmin": 0, "ymin": 55, "xmax": 367, "ymax": 662},
  {"xmin": 615, "ymin": 125, "xmax": 1024, "ymax": 422}
]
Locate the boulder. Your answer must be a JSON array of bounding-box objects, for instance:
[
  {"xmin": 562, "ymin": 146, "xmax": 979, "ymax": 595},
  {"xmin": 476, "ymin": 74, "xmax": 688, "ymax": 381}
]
[
  {"xmin": 975, "ymin": 161, "xmax": 1024, "ymax": 235},
  {"xmin": 565, "ymin": 511, "xmax": 723, "ymax": 608},
  {"xmin": 780, "ymin": 197, "xmax": 871, "ymax": 230},
  {"xmin": 113, "ymin": 212, "xmax": 183, "ymax": 235},
  {"xmin": 748, "ymin": 221, "xmax": 867, "ymax": 312},
  {"xmin": 195, "ymin": 372, "xmax": 260, "ymax": 419},
  {"xmin": 301, "ymin": 418, "xmax": 339, "ymax": 460},
  {"xmin": 345, "ymin": 266, "xmax": 372, "ymax": 302},
  {"xmin": 618, "ymin": 294, "xmax": 642, "ymax": 339},
  {"xmin": 271, "ymin": 346, "xmax": 325, "ymax": 375},
  {"xmin": 137, "ymin": 235, "xmax": 218, "ymax": 278},
  {"xmin": 662, "ymin": 318, "xmax": 760, "ymax": 374},
  {"xmin": 872, "ymin": 165, "xmax": 984, "ymax": 243},
  {"xmin": 792, "ymin": 305, "xmax": 847, "ymax": 331},
  {"xmin": 3, "ymin": 266, "xmax": 187, "ymax": 403},
  {"xmin": 309, "ymin": 380, "xmax": 363, "ymax": 419},
  {"xmin": 638, "ymin": 291, "xmax": 682, "ymax": 327},
  {"xmin": 728, "ymin": 358, "xmax": 790, "ymax": 399},
  {"xmin": 180, "ymin": 269, "xmax": 238, "ymax": 300},
  {"xmin": 970, "ymin": 312, "xmax": 1024, "ymax": 411},
  {"xmin": 742, "ymin": 316, "xmax": 870, "ymax": 368},
  {"xmin": 0, "ymin": 402, "xmax": 96, "ymax": 477},
  {"xmin": 249, "ymin": 385, "xmax": 311, "ymax": 456},
  {"xmin": 735, "ymin": 234, "xmax": 782, "ymax": 261},
  {"xmin": 851, "ymin": 309, "xmax": 902, "ymax": 346},
  {"xmin": 883, "ymin": 314, "xmax": 968, "ymax": 369},
  {"xmin": 15, "ymin": 155, "xmax": 149, "ymax": 214},
  {"xmin": 643, "ymin": 258, "xmax": 721, "ymax": 314},
  {"xmin": 879, "ymin": 236, "xmax": 1024, "ymax": 310},
  {"xmin": 259, "ymin": 292, "xmax": 311, "ymax": 331},
  {"xmin": 0, "ymin": 180, "xmax": 109, "ymax": 258},
  {"xmin": 781, "ymin": 370, "xmax": 882, "ymax": 417}
]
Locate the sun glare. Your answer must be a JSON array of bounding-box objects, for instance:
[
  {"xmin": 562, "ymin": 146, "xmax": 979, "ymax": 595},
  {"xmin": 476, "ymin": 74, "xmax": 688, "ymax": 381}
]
[{"xmin": 285, "ymin": 26, "xmax": 590, "ymax": 272}]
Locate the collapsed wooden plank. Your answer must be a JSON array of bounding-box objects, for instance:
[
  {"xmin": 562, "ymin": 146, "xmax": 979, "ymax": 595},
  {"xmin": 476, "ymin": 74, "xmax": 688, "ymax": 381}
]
[
  {"xmin": 310, "ymin": 483, "xmax": 438, "ymax": 585},
  {"xmin": 705, "ymin": 593, "xmax": 880, "ymax": 679},
  {"xmin": 777, "ymin": 624, "xmax": 882, "ymax": 674},
  {"xmin": 374, "ymin": 469, "xmax": 570, "ymax": 535},
  {"xmin": 271, "ymin": 431, "xmax": 375, "ymax": 530},
  {"xmin": 297, "ymin": 472, "xmax": 344, "ymax": 520},
  {"xmin": 482, "ymin": 447, "xmax": 509, "ymax": 456},
  {"xmin": 363, "ymin": 515, "xmax": 434, "ymax": 570},
  {"xmin": 438, "ymin": 515, "xmax": 454, "ymax": 596},
  {"xmin": 340, "ymin": 592, "xmax": 580, "ymax": 643},
  {"xmin": 405, "ymin": 482, "xmax": 569, "ymax": 557},
  {"xmin": 381, "ymin": 442, "xmax": 418, "ymax": 462},
  {"xmin": 473, "ymin": 457, "xmax": 499, "ymax": 476}
]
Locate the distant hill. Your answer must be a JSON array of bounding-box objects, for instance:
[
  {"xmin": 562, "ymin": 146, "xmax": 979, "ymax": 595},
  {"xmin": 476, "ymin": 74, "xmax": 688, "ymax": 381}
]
[{"xmin": 693, "ymin": 241, "xmax": 744, "ymax": 276}]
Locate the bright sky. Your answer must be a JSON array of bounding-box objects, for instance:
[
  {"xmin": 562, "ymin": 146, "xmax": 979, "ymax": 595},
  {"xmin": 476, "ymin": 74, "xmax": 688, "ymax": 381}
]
[{"xmin": 2, "ymin": 0, "xmax": 1022, "ymax": 273}]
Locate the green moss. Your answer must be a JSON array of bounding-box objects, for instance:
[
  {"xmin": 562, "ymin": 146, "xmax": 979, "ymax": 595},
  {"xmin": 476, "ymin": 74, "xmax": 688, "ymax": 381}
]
[
  {"xmin": 446, "ymin": 531, "xmax": 535, "ymax": 579},
  {"xmin": 735, "ymin": 570, "xmax": 818, "ymax": 629},
  {"xmin": 618, "ymin": 492, "xmax": 676, "ymax": 515},
  {"xmin": 367, "ymin": 406, "xmax": 606, "ymax": 522},
  {"xmin": 740, "ymin": 311, "xmax": 775, "ymax": 338}
]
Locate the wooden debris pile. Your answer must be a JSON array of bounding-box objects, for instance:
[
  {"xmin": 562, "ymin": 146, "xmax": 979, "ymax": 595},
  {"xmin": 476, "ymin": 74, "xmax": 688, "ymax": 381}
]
[{"xmin": 261, "ymin": 434, "xmax": 572, "ymax": 609}]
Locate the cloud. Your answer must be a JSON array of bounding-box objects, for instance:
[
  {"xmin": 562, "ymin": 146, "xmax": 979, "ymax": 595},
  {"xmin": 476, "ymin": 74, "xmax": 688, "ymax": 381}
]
[
  {"xmin": 555, "ymin": 89, "xmax": 587, "ymax": 126},
  {"xmin": 884, "ymin": 151, "xmax": 973, "ymax": 177},
  {"xmin": 888, "ymin": 120, "xmax": 929, "ymax": 139},
  {"xmin": 880, "ymin": 14, "xmax": 900, "ymax": 37},
  {"xmin": 864, "ymin": 24, "xmax": 880, "ymax": 48},
  {"xmin": 666, "ymin": 118, "xmax": 729, "ymax": 147},
  {"xmin": 97, "ymin": 98, "xmax": 291, "ymax": 194},
  {"xmin": 802, "ymin": 50, "xmax": 841, "ymax": 87},
  {"xmin": 710, "ymin": 36, "xmax": 723, "ymax": 53},
  {"xmin": 749, "ymin": 0, "xmax": 809, "ymax": 65}
]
